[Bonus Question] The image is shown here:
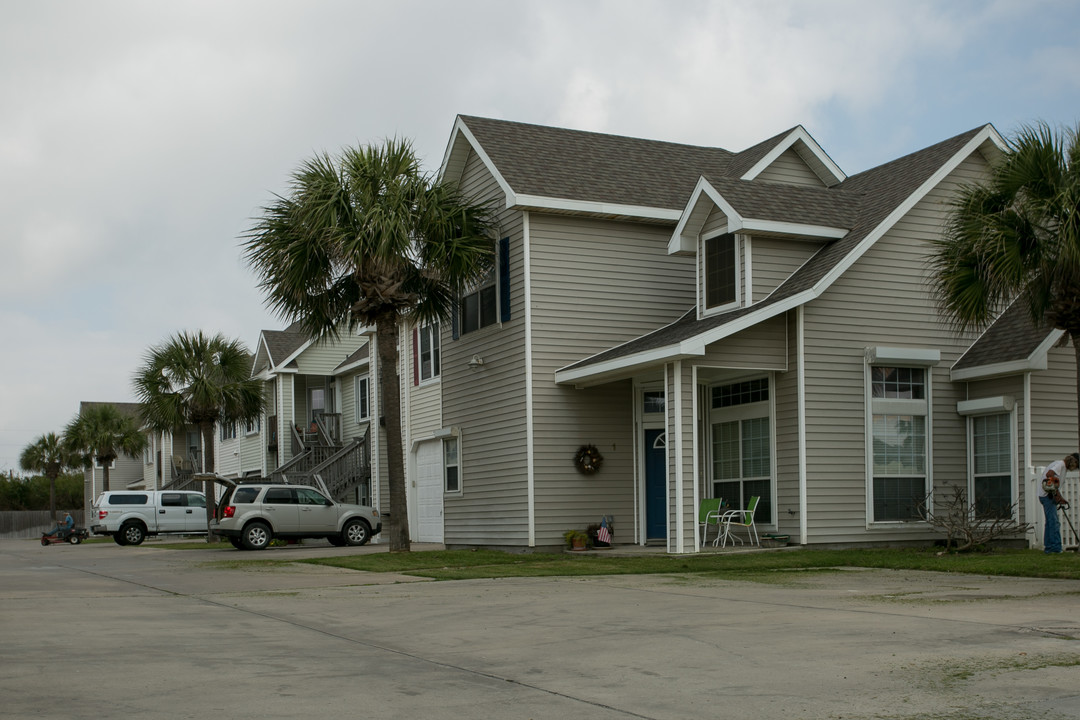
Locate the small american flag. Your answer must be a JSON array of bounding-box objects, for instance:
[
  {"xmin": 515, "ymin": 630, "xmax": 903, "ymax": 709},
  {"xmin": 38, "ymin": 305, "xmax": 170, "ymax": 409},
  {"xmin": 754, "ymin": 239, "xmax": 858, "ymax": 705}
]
[{"xmin": 597, "ymin": 517, "xmax": 611, "ymax": 544}]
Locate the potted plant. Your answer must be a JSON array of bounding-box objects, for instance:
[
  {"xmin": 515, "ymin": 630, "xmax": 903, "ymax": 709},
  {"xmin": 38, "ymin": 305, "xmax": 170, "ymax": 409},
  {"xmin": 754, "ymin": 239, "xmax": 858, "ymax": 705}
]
[
  {"xmin": 586, "ymin": 519, "xmax": 614, "ymax": 548},
  {"xmin": 563, "ymin": 529, "xmax": 588, "ymax": 551}
]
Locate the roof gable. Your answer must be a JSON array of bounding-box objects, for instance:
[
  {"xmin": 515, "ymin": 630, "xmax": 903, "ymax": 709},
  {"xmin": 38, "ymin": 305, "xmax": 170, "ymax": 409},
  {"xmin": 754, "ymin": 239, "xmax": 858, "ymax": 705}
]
[{"xmin": 735, "ymin": 125, "xmax": 845, "ymax": 187}]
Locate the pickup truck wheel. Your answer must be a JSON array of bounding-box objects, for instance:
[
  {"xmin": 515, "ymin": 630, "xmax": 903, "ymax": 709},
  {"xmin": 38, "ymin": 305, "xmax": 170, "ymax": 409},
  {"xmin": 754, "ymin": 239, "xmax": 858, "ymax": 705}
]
[
  {"xmin": 113, "ymin": 534, "xmax": 127, "ymax": 546},
  {"xmin": 342, "ymin": 519, "xmax": 371, "ymax": 546},
  {"xmin": 327, "ymin": 535, "xmax": 347, "ymax": 547},
  {"xmin": 242, "ymin": 522, "xmax": 271, "ymax": 551},
  {"xmin": 121, "ymin": 522, "xmax": 146, "ymax": 546},
  {"xmin": 228, "ymin": 537, "xmax": 245, "ymax": 550}
]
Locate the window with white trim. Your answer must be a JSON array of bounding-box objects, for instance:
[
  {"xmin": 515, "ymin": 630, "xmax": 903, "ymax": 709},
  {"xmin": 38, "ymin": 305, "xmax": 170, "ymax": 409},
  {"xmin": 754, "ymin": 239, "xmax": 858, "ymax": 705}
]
[
  {"xmin": 704, "ymin": 233, "xmax": 737, "ymax": 309},
  {"xmin": 970, "ymin": 413, "xmax": 1013, "ymax": 519},
  {"xmin": 245, "ymin": 417, "xmax": 261, "ymax": 436},
  {"xmin": 869, "ymin": 366, "xmax": 929, "ymax": 522},
  {"xmin": 418, "ymin": 322, "xmax": 440, "ymax": 382},
  {"xmin": 709, "ymin": 377, "xmax": 772, "ymax": 523},
  {"xmin": 355, "ymin": 375, "xmax": 370, "ymax": 422},
  {"xmin": 443, "ymin": 436, "xmax": 460, "ymax": 493}
]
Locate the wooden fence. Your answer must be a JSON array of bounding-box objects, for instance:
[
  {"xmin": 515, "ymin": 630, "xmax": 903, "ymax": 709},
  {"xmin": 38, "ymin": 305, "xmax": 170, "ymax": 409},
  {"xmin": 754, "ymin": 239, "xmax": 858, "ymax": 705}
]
[{"xmin": 0, "ymin": 511, "xmax": 59, "ymax": 539}]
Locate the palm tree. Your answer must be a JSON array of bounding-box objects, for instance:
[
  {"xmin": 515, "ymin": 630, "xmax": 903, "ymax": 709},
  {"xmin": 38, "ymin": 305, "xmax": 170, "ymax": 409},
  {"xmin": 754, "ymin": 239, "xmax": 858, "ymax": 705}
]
[
  {"xmin": 133, "ymin": 331, "xmax": 264, "ymax": 538},
  {"xmin": 243, "ymin": 138, "xmax": 494, "ymax": 552},
  {"xmin": 19, "ymin": 432, "xmax": 79, "ymax": 518},
  {"xmin": 930, "ymin": 122, "xmax": 1080, "ymax": 440},
  {"xmin": 64, "ymin": 404, "xmax": 147, "ymax": 496}
]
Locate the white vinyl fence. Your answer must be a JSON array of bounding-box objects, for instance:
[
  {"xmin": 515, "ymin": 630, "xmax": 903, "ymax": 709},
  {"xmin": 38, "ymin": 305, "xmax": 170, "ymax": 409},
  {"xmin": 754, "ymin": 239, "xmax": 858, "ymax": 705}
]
[{"xmin": 1033, "ymin": 468, "xmax": 1080, "ymax": 550}]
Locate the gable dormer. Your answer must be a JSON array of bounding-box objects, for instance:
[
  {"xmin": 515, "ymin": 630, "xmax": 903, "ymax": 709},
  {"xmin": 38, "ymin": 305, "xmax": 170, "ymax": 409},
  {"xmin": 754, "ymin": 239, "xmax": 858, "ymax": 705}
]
[
  {"xmin": 671, "ymin": 174, "xmax": 852, "ymax": 319},
  {"xmin": 738, "ymin": 126, "xmax": 845, "ymax": 188}
]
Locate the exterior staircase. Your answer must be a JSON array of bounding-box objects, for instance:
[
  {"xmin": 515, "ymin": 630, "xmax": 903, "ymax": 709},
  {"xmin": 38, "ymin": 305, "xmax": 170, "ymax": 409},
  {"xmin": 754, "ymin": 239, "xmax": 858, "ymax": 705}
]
[{"xmin": 270, "ymin": 415, "xmax": 370, "ymax": 503}]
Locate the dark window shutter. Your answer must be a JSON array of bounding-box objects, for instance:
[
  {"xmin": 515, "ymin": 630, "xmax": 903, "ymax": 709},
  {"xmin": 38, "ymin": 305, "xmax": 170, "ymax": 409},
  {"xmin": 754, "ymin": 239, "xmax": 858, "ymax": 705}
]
[
  {"xmin": 451, "ymin": 300, "xmax": 459, "ymax": 340},
  {"xmin": 499, "ymin": 236, "xmax": 511, "ymax": 322}
]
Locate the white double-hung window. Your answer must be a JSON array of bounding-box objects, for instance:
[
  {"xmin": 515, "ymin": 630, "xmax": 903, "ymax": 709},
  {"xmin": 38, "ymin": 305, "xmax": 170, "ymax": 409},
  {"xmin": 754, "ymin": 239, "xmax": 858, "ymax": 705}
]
[
  {"xmin": 868, "ymin": 365, "xmax": 930, "ymax": 522},
  {"xmin": 971, "ymin": 413, "xmax": 1014, "ymax": 519}
]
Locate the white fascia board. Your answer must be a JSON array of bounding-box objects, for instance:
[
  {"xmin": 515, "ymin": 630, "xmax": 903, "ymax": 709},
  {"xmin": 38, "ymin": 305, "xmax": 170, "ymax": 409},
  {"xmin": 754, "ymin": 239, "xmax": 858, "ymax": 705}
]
[
  {"xmin": 740, "ymin": 219, "xmax": 848, "ymax": 239},
  {"xmin": 814, "ymin": 125, "xmax": 1000, "ymax": 295},
  {"xmin": 668, "ymin": 178, "xmax": 741, "ymax": 254},
  {"xmin": 277, "ymin": 338, "xmax": 315, "ymax": 370},
  {"xmin": 740, "ymin": 126, "xmax": 846, "ymax": 185},
  {"xmin": 951, "ymin": 358, "xmax": 1047, "ymax": 382},
  {"xmin": 514, "ymin": 193, "xmax": 681, "ymax": 221},
  {"xmin": 554, "ymin": 344, "xmax": 704, "ymax": 387},
  {"xmin": 257, "ymin": 333, "xmax": 275, "ymax": 369},
  {"xmin": 688, "ymin": 291, "xmax": 813, "ymax": 351},
  {"xmin": 333, "ymin": 357, "xmax": 370, "ymax": 376},
  {"xmin": 438, "ymin": 118, "xmax": 517, "ymax": 206}
]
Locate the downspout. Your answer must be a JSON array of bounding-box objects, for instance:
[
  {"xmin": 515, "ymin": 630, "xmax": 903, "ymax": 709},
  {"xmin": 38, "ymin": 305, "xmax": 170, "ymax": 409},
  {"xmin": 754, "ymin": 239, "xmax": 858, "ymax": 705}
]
[
  {"xmin": 523, "ymin": 212, "xmax": 536, "ymax": 547},
  {"xmin": 1024, "ymin": 371, "xmax": 1035, "ymax": 544},
  {"xmin": 403, "ymin": 322, "xmax": 413, "ymax": 537},
  {"xmin": 692, "ymin": 365, "xmax": 701, "ymax": 551},
  {"xmin": 797, "ymin": 306, "xmax": 808, "ymax": 545},
  {"xmin": 371, "ymin": 335, "xmax": 381, "ymax": 516}
]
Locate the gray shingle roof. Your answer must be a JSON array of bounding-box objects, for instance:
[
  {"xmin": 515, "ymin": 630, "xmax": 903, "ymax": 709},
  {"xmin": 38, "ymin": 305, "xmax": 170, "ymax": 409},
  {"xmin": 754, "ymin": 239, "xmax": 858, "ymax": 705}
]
[
  {"xmin": 559, "ymin": 125, "xmax": 989, "ymax": 372},
  {"xmin": 260, "ymin": 320, "xmax": 307, "ymax": 368},
  {"xmin": 953, "ymin": 300, "xmax": 1059, "ymax": 371},
  {"xmin": 460, "ymin": 116, "xmax": 737, "ymax": 211}
]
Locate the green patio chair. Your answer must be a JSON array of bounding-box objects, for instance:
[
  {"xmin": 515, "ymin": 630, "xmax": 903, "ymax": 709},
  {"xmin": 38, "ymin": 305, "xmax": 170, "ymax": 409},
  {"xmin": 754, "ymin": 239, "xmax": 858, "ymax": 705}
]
[
  {"xmin": 719, "ymin": 496, "xmax": 760, "ymax": 548},
  {"xmin": 698, "ymin": 497, "xmax": 724, "ymax": 545}
]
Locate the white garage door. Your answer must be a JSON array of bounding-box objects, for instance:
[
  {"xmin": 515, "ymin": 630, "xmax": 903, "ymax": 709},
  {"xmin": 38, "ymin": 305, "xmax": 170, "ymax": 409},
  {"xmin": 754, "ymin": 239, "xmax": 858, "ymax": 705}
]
[{"xmin": 414, "ymin": 440, "xmax": 444, "ymax": 543}]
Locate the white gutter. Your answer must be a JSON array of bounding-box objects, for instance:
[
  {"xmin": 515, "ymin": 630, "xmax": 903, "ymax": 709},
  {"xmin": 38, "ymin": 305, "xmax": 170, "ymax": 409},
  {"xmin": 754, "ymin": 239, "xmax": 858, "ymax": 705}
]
[
  {"xmin": 524, "ymin": 212, "xmax": 536, "ymax": 547},
  {"xmin": 1024, "ymin": 371, "xmax": 1035, "ymax": 544},
  {"xmin": 797, "ymin": 306, "xmax": 808, "ymax": 545},
  {"xmin": 692, "ymin": 365, "xmax": 701, "ymax": 552}
]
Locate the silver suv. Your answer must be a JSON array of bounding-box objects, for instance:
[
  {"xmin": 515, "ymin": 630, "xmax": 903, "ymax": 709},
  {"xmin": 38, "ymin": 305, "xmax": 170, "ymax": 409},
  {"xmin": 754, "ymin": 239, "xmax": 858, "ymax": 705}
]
[{"xmin": 211, "ymin": 482, "xmax": 381, "ymax": 550}]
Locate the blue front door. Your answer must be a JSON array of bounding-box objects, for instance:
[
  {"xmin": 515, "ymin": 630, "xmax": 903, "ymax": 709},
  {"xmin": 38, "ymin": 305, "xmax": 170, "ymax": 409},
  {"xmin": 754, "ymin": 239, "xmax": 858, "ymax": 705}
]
[{"xmin": 645, "ymin": 429, "xmax": 667, "ymax": 539}]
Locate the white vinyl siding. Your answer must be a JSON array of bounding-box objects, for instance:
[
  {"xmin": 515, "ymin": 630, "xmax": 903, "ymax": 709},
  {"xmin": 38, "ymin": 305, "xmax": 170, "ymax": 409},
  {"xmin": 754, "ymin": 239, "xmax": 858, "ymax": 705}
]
[
  {"xmin": 749, "ymin": 236, "xmax": 824, "ymax": 302},
  {"xmin": 798, "ymin": 152, "xmax": 990, "ymax": 543},
  {"xmin": 530, "ymin": 214, "xmax": 697, "ymax": 548},
  {"xmin": 440, "ymin": 148, "xmax": 529, "ymax": 547}
]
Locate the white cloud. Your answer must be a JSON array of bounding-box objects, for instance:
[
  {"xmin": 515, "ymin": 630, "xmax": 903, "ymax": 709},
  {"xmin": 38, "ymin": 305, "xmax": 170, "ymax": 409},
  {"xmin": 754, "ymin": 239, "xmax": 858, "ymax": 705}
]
[{"xmin": 1, "ymin": 0, "xmax": 1078, "ymax": 472}]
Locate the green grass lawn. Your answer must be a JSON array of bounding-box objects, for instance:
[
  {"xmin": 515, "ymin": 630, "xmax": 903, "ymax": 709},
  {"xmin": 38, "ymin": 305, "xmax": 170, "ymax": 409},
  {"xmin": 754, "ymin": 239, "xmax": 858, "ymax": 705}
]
[
  {"xmin": 149, "ymin": 540, "xmax": 1080, "ymax": 582},
  {"xmin": 298, "ymin": 547, "xmax": 1080, "ymax": 581}
]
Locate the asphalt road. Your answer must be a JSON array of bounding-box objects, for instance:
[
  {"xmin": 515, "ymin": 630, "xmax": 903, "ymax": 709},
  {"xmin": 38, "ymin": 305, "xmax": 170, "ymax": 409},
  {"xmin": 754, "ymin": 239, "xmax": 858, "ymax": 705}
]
[{"xmin": 3, "ymin": 539, "xmax": 1080, "ymax": 719}]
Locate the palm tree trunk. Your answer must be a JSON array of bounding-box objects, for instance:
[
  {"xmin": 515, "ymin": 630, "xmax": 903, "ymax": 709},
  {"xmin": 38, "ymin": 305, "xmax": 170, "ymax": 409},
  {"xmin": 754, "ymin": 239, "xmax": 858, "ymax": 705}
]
[
  {"xmin": 375, "ymin": 312, "xmax": 410, "ymax": 552},
  {"xmin": 201, "ymin": 421, "xmax": 218, "ymax": 541}
]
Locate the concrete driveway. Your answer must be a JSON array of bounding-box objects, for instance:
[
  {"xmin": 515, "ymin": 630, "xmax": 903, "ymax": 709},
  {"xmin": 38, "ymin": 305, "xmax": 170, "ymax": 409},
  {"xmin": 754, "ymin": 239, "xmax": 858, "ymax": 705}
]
[{"xmin": 3, "ymin": 539, "xmax": 1080, "ymax": 720}]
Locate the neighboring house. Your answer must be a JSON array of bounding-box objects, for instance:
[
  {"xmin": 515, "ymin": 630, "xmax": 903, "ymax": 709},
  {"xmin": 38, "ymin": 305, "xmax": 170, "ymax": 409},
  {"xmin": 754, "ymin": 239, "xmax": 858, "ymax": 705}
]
[
  {"xmin": 215, "ymin": 322, "xmax": 375, "ymax": 505},
  {"xmin": 419, "ymin": 114, "xmax": 1077, "ymax": 553},
  {"xmin": 78, "ymin": 401, "xmax": 145, "ymax": 525},
  {"xmin": 224, "ymin": 317, "xmax": 448, "ymax": 544}
]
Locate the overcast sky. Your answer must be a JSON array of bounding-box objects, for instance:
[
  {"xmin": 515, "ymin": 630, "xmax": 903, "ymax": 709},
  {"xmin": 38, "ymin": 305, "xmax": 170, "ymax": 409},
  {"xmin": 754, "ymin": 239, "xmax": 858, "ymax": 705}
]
[{"xmin": 2, "ymin": 0, "xmax": 1079, "ymax": 474}]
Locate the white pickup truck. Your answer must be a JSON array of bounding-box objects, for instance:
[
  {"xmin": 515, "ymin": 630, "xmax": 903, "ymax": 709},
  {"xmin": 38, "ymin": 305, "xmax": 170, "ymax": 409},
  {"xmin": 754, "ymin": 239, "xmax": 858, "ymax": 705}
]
[{"xmin": 91, "ymin": 490, "xmax": 208, "ymax": 545}]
